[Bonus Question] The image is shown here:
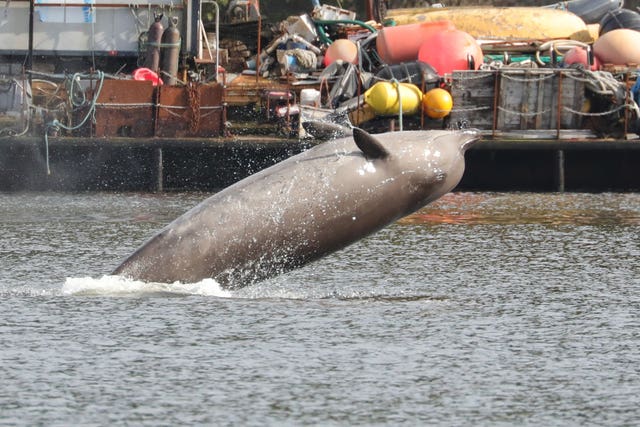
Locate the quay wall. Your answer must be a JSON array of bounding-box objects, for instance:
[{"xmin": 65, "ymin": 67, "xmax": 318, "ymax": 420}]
[{"xmin": 2, "ymin": 138, "xmax": 640, "ymax": 193}]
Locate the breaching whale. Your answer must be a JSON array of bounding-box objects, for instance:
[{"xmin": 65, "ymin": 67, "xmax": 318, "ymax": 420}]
[{"xmin": 113, "ymin": 128, "xmax": 479, "ymax": 288}]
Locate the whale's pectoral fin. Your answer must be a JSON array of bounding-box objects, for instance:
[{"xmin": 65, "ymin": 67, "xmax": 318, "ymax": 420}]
[{"xmin": 353, "ymin": 127, "xmax": 390, "ymax": 160}]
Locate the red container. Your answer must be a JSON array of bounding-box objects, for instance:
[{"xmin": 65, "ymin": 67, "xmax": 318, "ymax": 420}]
[{"xmin": 376, "ymin": 20, "xmax": 455, "ymax": 65}]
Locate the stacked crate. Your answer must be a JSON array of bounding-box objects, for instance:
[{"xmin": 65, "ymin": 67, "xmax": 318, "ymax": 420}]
[{"xmin": 449, "ymin": 69, "xmax": 586, "ymax": 132}]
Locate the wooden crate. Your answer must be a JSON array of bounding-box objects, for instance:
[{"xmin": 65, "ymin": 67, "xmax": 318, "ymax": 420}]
[
  {"xmin": 449, "ymin": 70, "xmax": 497, "ymax": 129},
  {"xmin": 497, "ymin": 69, "xmax": 585, "ymax": 130},
  {"xmin": 94, "ymin": 80, "xmax": 155, "ymax": 137},
  {"xmin": 449, "ymin": 69, "xmax": 585, "ymax": 131}
]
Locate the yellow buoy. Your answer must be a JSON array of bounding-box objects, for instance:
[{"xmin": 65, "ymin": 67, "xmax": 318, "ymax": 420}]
[
  {"xmin": 422, "ymin": 88, "xmax": 453, "ymax": 119},
  {"xmin": 364, "ymin": 82, "xmax": 422, "ymax": 116}
]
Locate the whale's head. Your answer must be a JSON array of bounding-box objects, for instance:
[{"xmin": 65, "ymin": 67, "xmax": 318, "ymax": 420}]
[{"xmin": 352, "ymin": 127, "xmax": 480, "ymax": 209}]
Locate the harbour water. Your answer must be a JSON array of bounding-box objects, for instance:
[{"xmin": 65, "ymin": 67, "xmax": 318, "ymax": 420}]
[{"xmin": 1, "ymin": 191, "xmax": 639, "ymax": 425}]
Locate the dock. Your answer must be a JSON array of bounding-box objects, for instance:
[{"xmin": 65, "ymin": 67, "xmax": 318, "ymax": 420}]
[
  {"xmin": 0, "ymin": 0, "xmax": 640, "ymax": 192},
  {"xmin": 2, "ymin": 134, "xmax": 639, "ymax": 193}
]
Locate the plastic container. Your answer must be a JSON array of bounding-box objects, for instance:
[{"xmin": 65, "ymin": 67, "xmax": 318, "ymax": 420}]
[
  {"xmin": 418, "ymin": 28, "xmax": 483, "ymax": 76},
  {"xmin": 300, "ymin": 88, "xmax": 321, "ymax": 107},
  {"xmin": 375, "ymin": 61, "xmax": 440, "ymax": 90},
  {"xmin": 376, "ymin": 20, "xmax": 455, "ymax": 65},
  {"xmin": 599, "ymin": 8, "xmax": 640, "ymax": 35}
]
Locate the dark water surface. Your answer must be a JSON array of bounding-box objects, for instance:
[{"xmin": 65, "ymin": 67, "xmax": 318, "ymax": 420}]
[{"xmin": 1, "ymin": 192, "xmax": 639, "ymax": 426}]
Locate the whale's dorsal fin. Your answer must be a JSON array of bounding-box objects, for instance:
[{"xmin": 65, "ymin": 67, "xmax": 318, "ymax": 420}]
[{"xmin": 353, "ymin": 127, "xmax": 389, "ymax": 160}]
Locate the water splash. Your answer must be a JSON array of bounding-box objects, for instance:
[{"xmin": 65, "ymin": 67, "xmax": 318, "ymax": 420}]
[{"xmin": 62, "ymin": 275, "xmax": 233, "ymax": 298}]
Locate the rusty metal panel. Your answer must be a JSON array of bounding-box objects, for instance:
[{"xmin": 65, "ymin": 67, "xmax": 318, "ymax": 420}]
[
  {"xmin": 197, "ymin": 83, "xmax": 225, "ymax": 137},
  {"xmin": 94, "ymin": 80, "xmax": 155, "ymax": 137},
  {"xmin": 156, "ymin": 83, "xmax": 224, "ymax": 137}
]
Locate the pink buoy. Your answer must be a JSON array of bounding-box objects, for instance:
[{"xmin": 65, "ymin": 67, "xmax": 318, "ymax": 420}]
[
  {"xmin": 563, "ymin": 46, "xmax": 600, "ymax": 71},
  {"xmin": 323, "ymin": 39, "xmax": 359, "ymax": 66},
  {"xmin": 418, "ymin": 28, "xmax": 483, "ymax": 76},
  {"xmin": 593, "ymin": 28, "xmax": 640, "ymax": 65},
  {"xmin": 376, "ymin": 20, "xmax": 455, "ymax": 65}
]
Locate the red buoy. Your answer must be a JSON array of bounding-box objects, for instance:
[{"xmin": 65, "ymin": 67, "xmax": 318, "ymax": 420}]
[
  {"xmin": 418, "ymin": 28, "xmax": 483, "ymax": 76},
  {"xmin": 376, "ymin": 20, "xmax": 455, "ymax": 65}
]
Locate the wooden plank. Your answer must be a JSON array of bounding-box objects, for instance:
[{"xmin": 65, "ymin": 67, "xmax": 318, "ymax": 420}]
[{"xmin": 449, "ymin": 70, "xmax": 496, "ymax": 129}]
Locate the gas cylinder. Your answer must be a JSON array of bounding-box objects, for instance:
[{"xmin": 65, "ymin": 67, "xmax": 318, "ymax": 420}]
[
  {"xmin": 144, "ymin": 13, "xmax": 163, "ymax": 73},
  {"xmin": 160, "ymin": 16, "xmax": 181, "ymax": 86}
]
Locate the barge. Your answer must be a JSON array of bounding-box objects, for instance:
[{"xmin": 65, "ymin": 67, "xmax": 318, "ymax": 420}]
[{"xmin": 1, "ymin": 0, "xmax": 640, "ymax": 192}]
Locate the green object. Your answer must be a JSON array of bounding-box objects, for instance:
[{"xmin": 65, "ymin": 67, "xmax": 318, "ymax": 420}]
[{"xmin": 313, "ymin": 19, "xmax": 377, "ymax": 45}]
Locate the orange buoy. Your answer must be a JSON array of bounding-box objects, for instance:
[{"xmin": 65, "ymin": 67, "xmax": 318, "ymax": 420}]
[
  {"xmin": 418, "ymin": 28, "xmax": 483, "ymax": 76},
  {"xmin": 323, "ymin": 39, "xmax": 358, "ymax": 66},
  {"xmin": 422, "ymin": 88, "xmax": 453, "ymax": 119},
  {"xmin": 376, "ymin": 20, "xmax": 455, "ymax": 65}
]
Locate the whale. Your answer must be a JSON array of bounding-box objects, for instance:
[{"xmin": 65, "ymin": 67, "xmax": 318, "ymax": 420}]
[{"xmin": 113, "ymin": 128, "xmax": 479, "ymax": 289}]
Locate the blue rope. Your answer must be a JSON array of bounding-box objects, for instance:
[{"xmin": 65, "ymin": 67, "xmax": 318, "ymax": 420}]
[{"xmin": 391, "ymin": 78, "xmax": 403, "ymax": 131}]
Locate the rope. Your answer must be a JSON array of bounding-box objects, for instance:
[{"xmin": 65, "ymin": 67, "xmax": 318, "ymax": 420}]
[
  {"xmin": 563, "ymin": 103, "xmax": 631, "ymax": 117},
  {"xmin": 391, "ymin": 78, "xmax": 402, "ymax": 131},
  {"xmin": 497, "ymin": 105, "xmax": 552, "ymax": 117},
  {"xmin": 500, "ymin": 72, "xmax": 556, "ymax": 83},
  {"xmin": 496, "ymin": 103, "xmax": 631, "ymax": 118},
  {"xmin": 95, "ymin": 102, "xmax": 156, "ymax": 108},
  {"xmin": 44, "ymin": 70, "xmax": 105, "ymax": 175},
  {"xmin": 564, "ymin": 69, "xmax": 622, "ymax": 96},
  {"xmin": 451, "ymin": 71, "xmax": 495, "ymax": 81},
  {"xmin": 451, "ymin": 105, "xmax": 492, "ymax": 113}
]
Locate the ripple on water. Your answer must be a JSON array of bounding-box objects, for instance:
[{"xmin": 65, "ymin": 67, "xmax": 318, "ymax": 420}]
[{"xmin": 1, "ymin": 192, "xmax": 640, "ymax": 425}]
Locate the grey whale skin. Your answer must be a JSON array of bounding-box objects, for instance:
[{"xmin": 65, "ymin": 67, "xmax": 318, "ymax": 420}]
[{"xmin": 113, "ymin": 128, "xmax": 479, "ymax": 288}]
